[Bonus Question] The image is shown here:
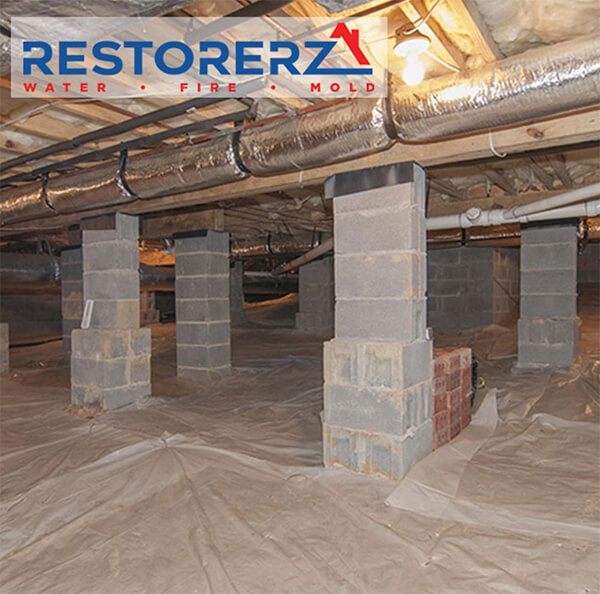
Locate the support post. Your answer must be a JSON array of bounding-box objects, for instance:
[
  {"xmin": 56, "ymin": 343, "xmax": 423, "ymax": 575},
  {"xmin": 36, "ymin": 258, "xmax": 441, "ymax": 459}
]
[
  {"xmin": 296, "ymin": 256, "xmax": 334, "ymax": 337},
  {"xmin": 61, "ymin": 246, "xmax": 83, "ymax": 356},
  {"xmin": 230, "ymin": 260, "xmax": 247, "ymax": 326},
  {"xmin": 71, "ymin": 213, "xmax": 151, "ymax": 409},
  {"xmin": 0, "ymin": 323, "xmax": 8, "ymax": 373},
  {"xmin": 518, "ymin": 223, "xmax": 579, "ymax": 367},
  {"xmin": 322, "ymin": 162, "xmax": 433, "ymax": 480},
  {"xmin": 175, "ymin": 230, "xmax": 231, "ymax": 379}
]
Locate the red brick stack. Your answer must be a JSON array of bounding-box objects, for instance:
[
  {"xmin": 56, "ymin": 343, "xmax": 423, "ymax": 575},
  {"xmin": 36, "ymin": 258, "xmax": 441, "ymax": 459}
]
[{"xmin": 432, "ymin": 347, "xmax": 473, "ymax": 450}]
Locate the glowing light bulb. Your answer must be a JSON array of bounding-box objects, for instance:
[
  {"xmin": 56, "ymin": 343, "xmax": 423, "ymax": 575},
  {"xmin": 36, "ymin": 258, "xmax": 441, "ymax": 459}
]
[{"xmin": 403, "ymin": 53, "xmax": 425, "ymax": 86}]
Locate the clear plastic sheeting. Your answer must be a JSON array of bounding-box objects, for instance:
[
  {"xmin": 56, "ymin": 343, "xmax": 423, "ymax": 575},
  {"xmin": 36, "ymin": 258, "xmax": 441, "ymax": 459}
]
[
  {"xmin": 238, "ymin": 99, "xmax": 393, "ymax": 175},
  {"xmin": 0, "ymin": 302, "xmax": 598, "ymax": 593},
  {"xmin": 391, "ymin": 34, "xmax": 600, "ymax": 141},
  {"xmin": 124, "ymin": 134, "xmax": 248, "ymax": 199}
]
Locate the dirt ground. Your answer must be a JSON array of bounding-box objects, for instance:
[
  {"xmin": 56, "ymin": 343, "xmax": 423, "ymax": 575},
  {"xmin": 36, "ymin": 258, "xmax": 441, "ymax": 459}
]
[{"xmin": 0, "ymin": 291, "xmax": 598, "ymax": 593}]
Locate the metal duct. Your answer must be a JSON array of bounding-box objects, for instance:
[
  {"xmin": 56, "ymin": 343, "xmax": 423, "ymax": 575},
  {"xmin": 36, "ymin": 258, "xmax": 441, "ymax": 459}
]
[
  {"xmin": 1, "ymin": 36, "xmax": 599, "ymax": 226},
  {"xmin": 46, "ymin": 160, "xmax": 134, "ymax": 214},
  {"xmin": 0, "ymin": 252, "xmax": 60, "ymax": 291},
  {"xmin": 232, "ymin": 236, "xmax": 325, "ymax": 258},
  {"xmin": 0, "ymin": 182, "xmax": 55, "ymax": 225},
  {"xmin": 391, "ymin": 35, "xmax": 600, "ymax": 141},
  {"xmin": 238, "ymin": 99, "xmax": 393, "ymax": 175},
  {"xmin": 124, "ymin": 134, "xmax": 248, "ymax": 199}
]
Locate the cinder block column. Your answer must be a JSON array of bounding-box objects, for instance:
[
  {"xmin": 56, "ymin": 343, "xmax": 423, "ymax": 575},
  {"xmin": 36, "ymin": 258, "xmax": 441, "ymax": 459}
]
[
  {"xmin": 71, "ymin": 214, "xmax": 151, "ymax": 410},
  {"xmin": 140, "ymin": 291, "xmax": 160, "ymax": 325},
  {"xmin": 175, "ymin": 230, "xmax": 230, "ymax": 379},
  {"xmin": 0, "ymin": 323, "xmax": 8, "ymax": 373},
  {"xmin": 61, "ymin": 246, "xmax": 83, "ymax": 355},
  {"xmin": 323, "ymin": 162, "xmax": 433, "ymax": 481},
  {"xmin": 518, "ymin": 223, "xmax": 579, "ymax": 368},
  {"xmin": 296, "ymin": 256, "xmax": 334, "ymax": 337},
  {"xmin": 230, "ymin": 260, "xmax": 247, "ymax": 326}
]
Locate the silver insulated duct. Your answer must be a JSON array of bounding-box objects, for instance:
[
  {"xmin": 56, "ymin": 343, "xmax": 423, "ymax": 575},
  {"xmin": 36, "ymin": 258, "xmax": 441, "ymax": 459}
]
[{"xmin": 1, "ymin": 35, "xmax": 599, "ymax": 227}]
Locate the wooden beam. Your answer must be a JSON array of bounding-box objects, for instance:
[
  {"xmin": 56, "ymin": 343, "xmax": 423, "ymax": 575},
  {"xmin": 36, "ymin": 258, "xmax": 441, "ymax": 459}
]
[
  {"xmin": 2, "ymin": 108, "xmax": 598, "ymax": 236},
  {"xmin": 429, "ymin": 177, "xmax": 464, "ymax": 201},
  {"xmin": 445, "ymin": 0, "xmax": 502, "ymax": 62},
  {"xmin": 400, "ymin": 0, "xmax": 466, "ymax": 69},
  {"xmin": 529, "ymin": 158, "xmax": 555, "ymax": 190},
  {"xmin": 481, "ymin": 167, "xmax": 516, "ymax": 194},
  {"xmin": 141, "ymin": 209, "xmax": 225, "ymax": 238},
  {"xmin": 546, "ymin": 154, "xmax": 574, "ymax": 188}
]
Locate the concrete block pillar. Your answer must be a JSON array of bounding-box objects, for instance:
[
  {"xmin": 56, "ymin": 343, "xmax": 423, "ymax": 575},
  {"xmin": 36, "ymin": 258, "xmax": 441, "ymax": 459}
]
[
  {"xmin": 518, "ymin": 223, "xmax": 579, "ymax": 368},
  {"xmin": 295, "ymin": 256, "xmax": 334, "ymax": 337},
  {"xmin": 140, "ymin": 291, "xmax": 160, "ymax": 325},
  {"xmin": 175, "ymin": 230, "xmax": 230, "ymax": 379},
  {"xmin": 230, "ymin": 260, "xmax": 247, "ymax": 326},
  {"xmin": 323, "ymin": 162, "xmax": 433, "ymax": 481},
  {"xmin": 71, "ymin": 213, "xmax": 151, "ymax": 410},
  {"xmin": 61, "ymin": 246, "xmax": 83, "ymax": 355},
  {"xmin": 0, "ymin": 323, "xmax": 8, "ymax": 373}
]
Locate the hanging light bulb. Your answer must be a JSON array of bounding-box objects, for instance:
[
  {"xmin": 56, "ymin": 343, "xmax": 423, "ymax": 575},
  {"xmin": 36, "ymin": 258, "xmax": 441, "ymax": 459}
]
[
  {"xmin": 402, "ymin": 53, "xmax": 425, "ymax": 86},
  {"xmin": 394, "ymin": 27, "xmax": 431, "ymax": 86}
]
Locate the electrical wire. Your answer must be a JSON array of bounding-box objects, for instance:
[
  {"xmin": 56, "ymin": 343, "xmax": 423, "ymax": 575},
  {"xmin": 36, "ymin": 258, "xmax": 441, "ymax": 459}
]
[
  {"xmin": 425, "ymin": 49, "xmax": 461, "ymax": 72},
  {"xmin": 403, "ymin": 0, "xmax": 445, "ymax": 35}
]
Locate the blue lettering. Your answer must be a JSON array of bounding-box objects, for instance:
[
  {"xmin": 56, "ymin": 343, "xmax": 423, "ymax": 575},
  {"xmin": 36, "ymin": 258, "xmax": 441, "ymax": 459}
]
[
  {"xmin": 22, "ymin": 41, "xmax": 53, "ymax": 75},
  {"xmin": 199, "ymin": 41, "xmax": 229, "ymax": 75},
  {"xmin": 92, "ymin": 41, "xmax": 122, "ymax": 75},
  {"xmin": 59, "ymin": 41, "xmax": 87, "ymax": 75},
  {"xmin": 124, "ymin": 41, "xmax": 153, "ymax": 75},
  {"xmin": 269, "ymin": 41, "xmax": 299, "ymax": 75},
  {"xmin": 236, "ymin": 41, "xmax": 263, "ymax": 75}
]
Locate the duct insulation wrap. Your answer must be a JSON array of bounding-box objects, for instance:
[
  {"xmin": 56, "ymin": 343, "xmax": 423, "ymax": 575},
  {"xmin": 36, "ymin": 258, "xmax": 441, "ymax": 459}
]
[
  {"xmin": 0, "ymin": 182, "xmax": 54, "ymax": 226},
  {"xmin": 238, "ymin": 99, "xmax": 393, "ymax": 175},
  {"xmin": 124, "ymin": 134, "xmax": 248, "ymax": 199},
  {"xmin": 46, "ymin": 161, "xmax": 134, "ymax": 214},
  {"xmin": 232, "ymin": 237, "xmax": 324, "ymax": 258},
  {"xmin": 0, "ymin": 252, "xmax": 59, "ymax": 292},
  {"xmin": 391, "ymin": 34, "xmax": 600, "ymax": 141}
]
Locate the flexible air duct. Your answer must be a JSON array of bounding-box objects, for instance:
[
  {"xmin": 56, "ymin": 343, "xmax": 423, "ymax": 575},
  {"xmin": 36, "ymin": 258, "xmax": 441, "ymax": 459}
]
[
  {"xmin": 46, "ymin": 160, "xmax": 134, "ymax": 214},
  {"xmin": 1, "ymin": 35, "xmax": 599, "ymax": 227},
  {"xmin": 124, "ymin": 134, "xmax": 248, "ymax": 199},
  {"xmin": 238, "ymin": 98, "xmax": 393, "ymax": 174},
  {"xmin": 0, "ymin": 182, "xmax": 54, "ymax": 225}
]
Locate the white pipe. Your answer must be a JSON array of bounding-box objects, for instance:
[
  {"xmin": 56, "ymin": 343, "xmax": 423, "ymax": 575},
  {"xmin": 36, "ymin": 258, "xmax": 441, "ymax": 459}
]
[
  {"xmin": 426, "ymin": 183, "xmax": 600, "ymax": 231},
  {"xmin": 521, "ymin": 199, "xmax": 600, "ymax": 222},
  {"xmin": 511, "ymin": 183, "xmax": 600, "ymax": 217}
]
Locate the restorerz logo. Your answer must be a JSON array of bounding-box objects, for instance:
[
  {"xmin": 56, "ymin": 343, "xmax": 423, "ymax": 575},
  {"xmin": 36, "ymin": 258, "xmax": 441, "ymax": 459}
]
[{"xmin": 11, "ymin": 17, "xmax": 388, "ymax": 98}]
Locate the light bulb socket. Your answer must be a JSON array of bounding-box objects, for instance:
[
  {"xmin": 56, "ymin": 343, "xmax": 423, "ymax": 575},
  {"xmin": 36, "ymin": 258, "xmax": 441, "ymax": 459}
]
[{"xmin": 394, "ymin": 27, "xmax": 431, "ymax": 57}]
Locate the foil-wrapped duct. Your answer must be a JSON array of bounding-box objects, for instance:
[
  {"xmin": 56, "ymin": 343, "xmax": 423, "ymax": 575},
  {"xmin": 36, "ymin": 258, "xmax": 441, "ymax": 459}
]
[
  {"xmin": 232, "ymin": 236, "xmax": 324, "ymax": 258},
  {"xmin": 124, "ymin": 134, "xmax": 248, "ymax": 199},
  {"xmin": 0, "ymin": 252, "xmax": 60, "ymax": 292},
  {"xmin": 46, "ymin": 161, "xmax": 134, "ymax": 214},
  {"xmin": 0, "ymin": 182, "xmax": 54, "ymax": 226},
  {"xmin": 391, "ymin": 34, "xmax": 600, "ymax": 141},
  {"xmin": 238, "ymin": 99, "xmax": 393, "ymax": 175}
]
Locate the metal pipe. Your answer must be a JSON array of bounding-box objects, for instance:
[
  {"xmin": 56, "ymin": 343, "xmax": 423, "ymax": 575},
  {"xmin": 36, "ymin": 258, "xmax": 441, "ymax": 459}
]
[{"xmin": 274, "ymin": 237, "xmax": 334, "ymax": 274}]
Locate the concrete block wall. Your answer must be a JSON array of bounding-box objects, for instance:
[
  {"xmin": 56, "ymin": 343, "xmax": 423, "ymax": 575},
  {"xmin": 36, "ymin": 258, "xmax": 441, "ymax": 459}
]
[
  {"xmin": 61, "ymin": 246, "xmax": 83, "ymax": 355},
  {"xmin": 518, "ymin": 223, "xmax": 579, "ymax": 368},
  {"xmin": 427, "ymin": 246, "xmax": 519, "ymax": 333},
  {"xmin": 175, "ymin": 230, "xmax": 231, "ymax": 379},
  {"xmin": 296, "ymin": 256, "xmax": 334, "ymax": 337},
  {"xmin": 0, "ymin": 322, "xmax": 8, "ymax": 373},
  {"xmin": 432, "ymin": 347, "xmax": 472, "ymax": 450},
  {"xmin": 323, "ymin": 163, "xmax": 433, "ymax": 481},
  {"xmin": 71, "ymin": 214, "xmax": 151, "ymax": 410},
  {"xmin": 578, "ymin": 243, "xmax": 600, "ymax": 285},
  {"xmin": 230, "ymin": 260, "xmax": 247, "ymax": 326}
]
